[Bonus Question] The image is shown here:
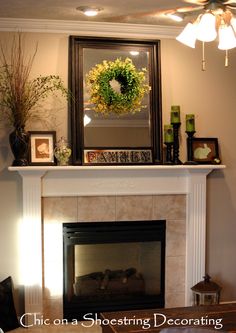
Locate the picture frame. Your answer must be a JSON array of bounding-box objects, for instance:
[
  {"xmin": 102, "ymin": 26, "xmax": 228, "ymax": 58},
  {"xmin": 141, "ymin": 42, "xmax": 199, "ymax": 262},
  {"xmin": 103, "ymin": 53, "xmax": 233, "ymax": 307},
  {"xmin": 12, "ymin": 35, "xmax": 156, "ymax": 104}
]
[
  {"xmin": 69, "ymin": 36, "xmax": 162, "ymax": 165},
  {"xmin": 191, "ymin": 138, "xmax": 220, "ymax": 164},
  {"xmin": 28, "ymin": 131, "xmax": 56, "ymax": 165}
]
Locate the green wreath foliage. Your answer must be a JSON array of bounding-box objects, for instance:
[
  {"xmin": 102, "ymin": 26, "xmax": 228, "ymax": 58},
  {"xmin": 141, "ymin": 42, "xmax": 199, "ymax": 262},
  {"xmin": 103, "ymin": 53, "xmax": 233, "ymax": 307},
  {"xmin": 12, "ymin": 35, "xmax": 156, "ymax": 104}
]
[{"xmin": 86, "ymin": 58, "xmax": 150, "ymax": 116}]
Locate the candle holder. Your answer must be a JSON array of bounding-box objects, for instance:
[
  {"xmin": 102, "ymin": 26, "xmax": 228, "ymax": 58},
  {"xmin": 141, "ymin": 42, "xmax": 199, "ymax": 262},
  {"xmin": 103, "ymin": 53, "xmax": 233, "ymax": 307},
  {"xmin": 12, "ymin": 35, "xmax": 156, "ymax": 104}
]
[
  {"xmin": 172, "ymin": 122, "xmax": 183, "ymax": 165},
  {"xmin": 164, "ymin": 142, "xmax": 173, "ymax": 164},
  {"xmin": 185, "ymin": 131, "xmax": 198, "ymax": 165}
]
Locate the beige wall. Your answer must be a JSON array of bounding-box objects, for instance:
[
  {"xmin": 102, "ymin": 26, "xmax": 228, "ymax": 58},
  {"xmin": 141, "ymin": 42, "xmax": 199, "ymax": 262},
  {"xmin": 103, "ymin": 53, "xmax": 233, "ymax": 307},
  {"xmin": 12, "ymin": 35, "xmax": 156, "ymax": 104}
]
[{"xmin": 0, "ymin": 31, "xmax": 236, "ymax": 313}]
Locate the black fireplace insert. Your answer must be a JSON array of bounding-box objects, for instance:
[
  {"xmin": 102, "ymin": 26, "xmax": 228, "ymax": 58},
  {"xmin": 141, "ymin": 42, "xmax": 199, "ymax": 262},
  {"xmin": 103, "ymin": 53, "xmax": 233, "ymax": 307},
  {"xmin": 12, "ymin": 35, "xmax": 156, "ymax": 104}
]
[{"xmin": 63, "ymin": 220, "xmax": 166, "ymax": 320}]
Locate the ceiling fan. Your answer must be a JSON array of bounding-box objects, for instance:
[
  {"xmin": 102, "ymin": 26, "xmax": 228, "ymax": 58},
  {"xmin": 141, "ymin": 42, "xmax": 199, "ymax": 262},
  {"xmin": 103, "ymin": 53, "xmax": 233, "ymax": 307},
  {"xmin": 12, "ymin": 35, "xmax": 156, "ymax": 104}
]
[
  {"xmin": 107, "ymin": 0, "xmax": 236, "ymax": 24},
  {"xmin": 106, "ymin": 0, "xmax": 236, "ymax": 70}
]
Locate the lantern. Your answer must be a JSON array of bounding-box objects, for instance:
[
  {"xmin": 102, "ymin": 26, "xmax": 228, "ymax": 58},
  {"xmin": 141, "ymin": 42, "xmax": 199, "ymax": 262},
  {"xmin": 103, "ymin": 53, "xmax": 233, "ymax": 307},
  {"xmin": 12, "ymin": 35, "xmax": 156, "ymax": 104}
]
[{"xmin": 191, "ymin": 274, "xmax": 221, "ymax": 305}]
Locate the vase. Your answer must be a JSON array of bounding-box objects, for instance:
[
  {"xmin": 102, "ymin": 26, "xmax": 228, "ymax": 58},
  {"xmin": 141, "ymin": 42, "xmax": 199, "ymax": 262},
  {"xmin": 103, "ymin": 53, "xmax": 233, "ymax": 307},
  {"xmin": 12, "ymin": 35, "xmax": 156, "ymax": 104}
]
[
  {"xmin": 54, "ymin": 137, "xmax": 72, "ymax": 166},
  {"xmin": 9, "ymin": 127, "xmax": 29, "ymax": 166}
]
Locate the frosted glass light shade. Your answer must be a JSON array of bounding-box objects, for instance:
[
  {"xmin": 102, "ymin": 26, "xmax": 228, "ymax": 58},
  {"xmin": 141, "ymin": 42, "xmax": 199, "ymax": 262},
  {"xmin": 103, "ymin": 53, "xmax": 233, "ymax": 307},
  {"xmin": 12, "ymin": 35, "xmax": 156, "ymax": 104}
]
[
  {"xmin": 176, "ymin": 22, "xmax": 197, "ymax": 48},
  {"xmin": 230, "ymin": 17, "xmax": 236, "ymax": 33},
  {"xmin": 197, "ymin": 13, "xmax": 217, "ymax": 42},
  {"xmin": 218, "ymin": 25, "xmax": 236, "ymax": 50}
]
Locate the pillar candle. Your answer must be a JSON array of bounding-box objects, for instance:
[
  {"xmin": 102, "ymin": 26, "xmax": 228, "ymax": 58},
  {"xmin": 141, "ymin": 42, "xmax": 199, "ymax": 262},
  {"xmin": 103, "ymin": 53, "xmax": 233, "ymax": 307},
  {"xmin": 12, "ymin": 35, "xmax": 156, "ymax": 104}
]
[
  {"xmin": 186, "ymin": 114, "xmax": 195, "ymax": 132},
  {"xmin": 164, "ymin": 124, "xmax": 174, "ymax": 143},
  {"xmin": 171, "ymin": 105, "xmax": 181, "ymax": 123}
]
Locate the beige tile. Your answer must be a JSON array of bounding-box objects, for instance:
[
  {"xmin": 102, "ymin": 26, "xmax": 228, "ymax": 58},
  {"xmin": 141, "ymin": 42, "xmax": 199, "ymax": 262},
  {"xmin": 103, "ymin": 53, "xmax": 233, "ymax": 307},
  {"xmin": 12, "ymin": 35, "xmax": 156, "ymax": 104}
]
[
  {"xmin": 43, "ymin": 297, "xmax": 63, "ymax": 320},
  {"xmin": 116, "ymin": 195, "xmax": 153, "ymax": 221},
  {"xmin": 165, "ymin": 256, "xmax": 185, "ymax": 293},
  {"xmin": 77, "ymin": 196, "xmax": 116, "ymax": 221},
  {"xmin": 165, "ymin": 292, "xmax": 185, "ymax": 308},
  {"xmin": 166, "ymin": 220, "xmax": 186, "ymax": 257},
  {"xmin": 153, "ymin": 195, "xmax": 186, "ymax": 220},
  {"xmin": 43, "ymin": 197, "xmax": 77, "ymax": 223}
]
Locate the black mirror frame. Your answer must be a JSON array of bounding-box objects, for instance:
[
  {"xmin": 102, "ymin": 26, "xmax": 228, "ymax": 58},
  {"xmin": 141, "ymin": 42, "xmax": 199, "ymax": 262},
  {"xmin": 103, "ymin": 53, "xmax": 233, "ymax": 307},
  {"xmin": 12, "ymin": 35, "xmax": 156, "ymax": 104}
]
[{"xmin": 69, "ymin": 36, "xmax": 163, "ymax": 165}]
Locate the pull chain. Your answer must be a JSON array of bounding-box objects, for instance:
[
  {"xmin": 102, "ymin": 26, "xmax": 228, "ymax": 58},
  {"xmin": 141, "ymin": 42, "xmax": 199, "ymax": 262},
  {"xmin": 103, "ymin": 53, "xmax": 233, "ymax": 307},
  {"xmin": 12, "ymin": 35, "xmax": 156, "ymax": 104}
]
[
  {"xmin": 225, "ymin": 49, "xmax": 229, "ymax": 67},
  {"xmin": 202, "ymin": 41, "xmax": 206, "ymax": 71}
]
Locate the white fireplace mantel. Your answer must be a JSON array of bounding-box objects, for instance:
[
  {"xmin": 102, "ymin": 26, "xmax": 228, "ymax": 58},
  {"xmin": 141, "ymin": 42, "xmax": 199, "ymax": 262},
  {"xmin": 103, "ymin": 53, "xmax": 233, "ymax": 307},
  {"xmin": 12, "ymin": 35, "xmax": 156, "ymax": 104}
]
[{"xmin": 9, "ymin": 164, "xmax": 225, "ymax": 317}]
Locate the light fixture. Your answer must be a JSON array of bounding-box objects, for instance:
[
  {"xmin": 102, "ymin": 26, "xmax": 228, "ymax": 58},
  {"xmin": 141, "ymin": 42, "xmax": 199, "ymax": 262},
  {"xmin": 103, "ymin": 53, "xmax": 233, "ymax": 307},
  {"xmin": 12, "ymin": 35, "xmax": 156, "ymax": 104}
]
[
  {"xmin": 176, "ymin": 22, "xmax": 198, "ymax": 48},
  {"xmin": 77, "ymin": 6, "xmax": 103, "ymax": 17},
  {"xmin": 218, "ymin": 22, "xmax": 236, "ymax": 50},
  {"xmin": 176, "ymin": 6, "xmax": 236, "ymax": 70},
  {"xmin": 196, "ymin": 13, "xmax": 217, "ymax": 42}
]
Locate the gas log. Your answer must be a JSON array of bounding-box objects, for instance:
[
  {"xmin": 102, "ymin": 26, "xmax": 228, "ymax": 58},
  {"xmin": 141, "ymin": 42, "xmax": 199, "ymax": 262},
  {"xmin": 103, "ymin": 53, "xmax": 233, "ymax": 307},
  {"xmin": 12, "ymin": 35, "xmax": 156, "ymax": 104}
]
[{"xmin": 73, "ymin": 268, "xmax": 145, "ymax": 296}]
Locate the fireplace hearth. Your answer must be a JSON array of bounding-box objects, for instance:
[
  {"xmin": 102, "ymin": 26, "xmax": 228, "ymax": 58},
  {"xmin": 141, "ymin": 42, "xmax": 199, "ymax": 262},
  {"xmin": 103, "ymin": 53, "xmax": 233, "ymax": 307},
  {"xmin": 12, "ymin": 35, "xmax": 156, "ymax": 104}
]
[{"xmin": 63, "ymin": 220, "xmax": 166, "ymax": 320}]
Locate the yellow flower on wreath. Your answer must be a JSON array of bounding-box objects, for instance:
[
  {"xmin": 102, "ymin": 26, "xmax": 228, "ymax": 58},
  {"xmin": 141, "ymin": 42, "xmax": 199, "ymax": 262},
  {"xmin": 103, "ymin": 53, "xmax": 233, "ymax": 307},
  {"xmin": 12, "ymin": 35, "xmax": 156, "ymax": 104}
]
[{"xmin": 86, "ymin": 58, "xmax": 150, "ymax": 116}]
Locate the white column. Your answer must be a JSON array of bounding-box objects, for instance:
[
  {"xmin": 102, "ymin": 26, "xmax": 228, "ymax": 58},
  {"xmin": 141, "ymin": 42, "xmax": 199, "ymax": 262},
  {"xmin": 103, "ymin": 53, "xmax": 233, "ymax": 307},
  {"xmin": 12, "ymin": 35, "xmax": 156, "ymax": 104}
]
[
  {"xmin": 18, "ymin": 170, "xmax": 46, "ymax": 322},
  {"xmin": 185, "ymin": 169, "xmax": 211, "ymax": 306}
]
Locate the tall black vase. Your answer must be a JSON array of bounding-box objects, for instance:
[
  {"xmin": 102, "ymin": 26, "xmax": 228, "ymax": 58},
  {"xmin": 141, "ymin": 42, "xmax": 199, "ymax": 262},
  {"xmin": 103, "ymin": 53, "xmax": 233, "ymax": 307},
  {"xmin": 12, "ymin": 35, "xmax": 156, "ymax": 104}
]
[{"xmin": 9, "ymin": 127, "xmax": 29, "ymax": 166}]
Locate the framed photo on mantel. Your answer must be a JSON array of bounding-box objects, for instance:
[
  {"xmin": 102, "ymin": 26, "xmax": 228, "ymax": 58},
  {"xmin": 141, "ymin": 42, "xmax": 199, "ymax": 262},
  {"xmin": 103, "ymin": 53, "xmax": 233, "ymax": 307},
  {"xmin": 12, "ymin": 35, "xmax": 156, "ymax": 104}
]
[
  {"xmin": 28, "ymin": 131, "xmax": 56, "ymax": 166},
  {"xmin": 191, "ymin": 138, "xmax": 220, "ymax": 164}
]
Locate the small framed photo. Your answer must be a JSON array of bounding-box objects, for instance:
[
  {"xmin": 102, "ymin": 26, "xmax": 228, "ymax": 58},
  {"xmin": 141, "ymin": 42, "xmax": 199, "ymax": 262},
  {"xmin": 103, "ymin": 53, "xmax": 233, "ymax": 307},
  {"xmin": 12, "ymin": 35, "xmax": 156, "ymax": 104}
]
[
  {"xmin": 29, "ymin": 131, "xmax": 56, "ymax": 165},
  {"xmin": 191, "ymin": 138, "xmax": 220, "ymax": 164}
]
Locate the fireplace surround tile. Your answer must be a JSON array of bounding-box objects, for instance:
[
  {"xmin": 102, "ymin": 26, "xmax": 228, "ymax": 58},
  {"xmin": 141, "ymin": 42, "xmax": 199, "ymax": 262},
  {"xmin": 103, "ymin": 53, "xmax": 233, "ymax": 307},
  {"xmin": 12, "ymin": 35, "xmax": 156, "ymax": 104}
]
[
  {"xmin": 43, "ymin": 197, "xmax": 78, "ymax": 222},
  {"xmin": 166, "ymin": 220, "xmax": 186, "ymax": 257},
  {"xmin": 44, "ymin": 297, "xmax": 63, "ymax": 321},
  {"xmin": 165, "ymin": 292, "xmax": 185, "ymax": 308},
  {"xmin": 43, "ymin": 194, "xmax": 186, "ymax": 319},
  {"xmin": 115, "ymin": 195, "xmax": 153, "ymax": 221},
  {"xmin": 153, "ymin": 195, "xmax": 186, "ymax": 220},
  {"xmin": 77, "ymin": 196, "xmax": 116, "ymax": 222},
  {"xmin": 165, "ymin": 256, "xmax": 185, "ymax": 293}
]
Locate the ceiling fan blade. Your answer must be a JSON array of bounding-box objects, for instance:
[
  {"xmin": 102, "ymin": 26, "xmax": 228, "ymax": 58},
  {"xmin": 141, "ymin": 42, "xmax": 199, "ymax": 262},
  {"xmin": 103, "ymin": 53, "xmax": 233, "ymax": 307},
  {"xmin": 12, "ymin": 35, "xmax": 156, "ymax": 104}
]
[
  {"xmin": 223, "ymin": 0, "xmax": 236, "ymax": 3},
  {"xmin": 106, "ymin": 5, "xmax": 203, "ymax": 22},
  {"xmin": 225, "ymin": 1, "xmax": 236, "ymax": 9},
  {"xmin": 105, "ymin": 8, "xmax": 175, "ymax": 22},
  {"xmin": 183, "ymin": 0, "xmax": 208, "ymax": 5},
  {"xmin": 176, "ymin": 5, "xmax": 204, "ymax": 12}
]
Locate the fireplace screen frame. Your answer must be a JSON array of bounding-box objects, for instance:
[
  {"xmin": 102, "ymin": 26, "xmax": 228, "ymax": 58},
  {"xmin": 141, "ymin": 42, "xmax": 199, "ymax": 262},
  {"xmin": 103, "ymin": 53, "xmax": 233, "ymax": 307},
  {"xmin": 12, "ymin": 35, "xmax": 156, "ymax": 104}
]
[{"xmin": 63, "ymin": 220, "xmax": 166, "ymax": 320}]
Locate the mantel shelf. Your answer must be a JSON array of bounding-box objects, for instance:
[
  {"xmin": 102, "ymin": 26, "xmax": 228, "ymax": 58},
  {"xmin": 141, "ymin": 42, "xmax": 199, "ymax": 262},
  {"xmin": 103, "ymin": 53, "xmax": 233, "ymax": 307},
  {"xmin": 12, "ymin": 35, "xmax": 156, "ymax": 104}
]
[
  {"xmin": 8, "ymin": 163, "xmax": 226, "ymax": 198},
  {"xmin": 8, "ymin": 164, "xmax": 226, "ymax": 172}
]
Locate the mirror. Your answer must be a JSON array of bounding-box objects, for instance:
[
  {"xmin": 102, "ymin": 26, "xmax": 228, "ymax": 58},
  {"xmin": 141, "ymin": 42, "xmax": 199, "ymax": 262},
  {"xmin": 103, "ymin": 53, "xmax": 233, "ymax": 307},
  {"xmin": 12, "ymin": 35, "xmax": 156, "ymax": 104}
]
[{"xmin": 69, "ymin": 37, "xmax": 162, "ymax": 165}]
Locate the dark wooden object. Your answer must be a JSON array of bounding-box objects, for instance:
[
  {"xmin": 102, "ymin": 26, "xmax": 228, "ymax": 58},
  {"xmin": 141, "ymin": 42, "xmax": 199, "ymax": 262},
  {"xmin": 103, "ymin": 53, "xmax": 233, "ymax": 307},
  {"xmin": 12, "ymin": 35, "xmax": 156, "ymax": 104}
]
[
  {"xmin": 101, "ymin": 303, "xmax": 236, "ymax": 333},
  {"xmin": 69, "ymin": 36, "xmax": 163, "ymax": 165}
]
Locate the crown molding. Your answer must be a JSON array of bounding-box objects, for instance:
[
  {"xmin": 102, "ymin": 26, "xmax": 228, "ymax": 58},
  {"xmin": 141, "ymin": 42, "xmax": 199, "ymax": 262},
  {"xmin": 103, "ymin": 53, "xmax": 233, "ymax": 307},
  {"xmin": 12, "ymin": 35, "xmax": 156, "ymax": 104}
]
[{"xmin": 0, "ymin": 18, "xmax": 181, "ymax": 38}]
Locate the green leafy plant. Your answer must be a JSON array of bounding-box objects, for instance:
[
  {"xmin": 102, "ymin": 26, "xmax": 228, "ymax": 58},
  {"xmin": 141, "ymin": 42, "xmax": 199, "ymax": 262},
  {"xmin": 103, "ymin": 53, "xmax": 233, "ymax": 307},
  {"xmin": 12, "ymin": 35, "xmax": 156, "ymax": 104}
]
[
  {"xmin": 86, "ymin": 58, "xmax": 150, "ymax": 116},
  {"xmin": 0, "ymin": 34, "xmax": 69, "ymax": 129}
]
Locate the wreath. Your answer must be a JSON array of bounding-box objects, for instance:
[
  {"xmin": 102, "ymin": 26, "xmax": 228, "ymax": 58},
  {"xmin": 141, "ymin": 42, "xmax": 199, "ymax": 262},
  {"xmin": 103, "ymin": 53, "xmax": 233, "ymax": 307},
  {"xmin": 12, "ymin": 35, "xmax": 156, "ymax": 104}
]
[{"xmin": 86, "ymin": 58, "xmax": 150, "ymax": 116}]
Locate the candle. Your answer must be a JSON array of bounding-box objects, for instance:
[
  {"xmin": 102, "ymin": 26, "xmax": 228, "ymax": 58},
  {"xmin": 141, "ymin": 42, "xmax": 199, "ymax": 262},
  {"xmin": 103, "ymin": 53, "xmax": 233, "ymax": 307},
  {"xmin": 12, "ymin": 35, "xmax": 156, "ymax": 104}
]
[
  {"xmin": 171, "ymin": 105, "xmax": 181, "ymax": 124},
  {"xmin": 164, "ymin": 124, "xmax": 174, "ymax": 143},
  {"xmin": 186, "ymin": 114, "xmax": 195, "ymax": 132}
]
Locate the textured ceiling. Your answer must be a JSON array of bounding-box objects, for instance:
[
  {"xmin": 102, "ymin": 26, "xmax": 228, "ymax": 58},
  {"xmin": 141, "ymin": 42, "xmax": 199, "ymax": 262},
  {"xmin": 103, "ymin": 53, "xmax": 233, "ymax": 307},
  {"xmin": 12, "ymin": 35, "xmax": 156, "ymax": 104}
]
[{"xmin": 0, "ymin": 0, "xmax": 200, "ymax": 26}]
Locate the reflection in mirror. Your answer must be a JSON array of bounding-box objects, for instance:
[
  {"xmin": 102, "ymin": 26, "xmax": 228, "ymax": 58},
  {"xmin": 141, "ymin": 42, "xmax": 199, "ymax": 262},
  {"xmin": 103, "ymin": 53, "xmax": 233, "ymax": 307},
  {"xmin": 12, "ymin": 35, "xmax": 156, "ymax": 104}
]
[
  {"xmin": 83, "ymin": 48, "xmax": 151, "ymax": 148},
  {"xmin": 69, "ymin": 37, "xmax": 162, "ymax": 165}
]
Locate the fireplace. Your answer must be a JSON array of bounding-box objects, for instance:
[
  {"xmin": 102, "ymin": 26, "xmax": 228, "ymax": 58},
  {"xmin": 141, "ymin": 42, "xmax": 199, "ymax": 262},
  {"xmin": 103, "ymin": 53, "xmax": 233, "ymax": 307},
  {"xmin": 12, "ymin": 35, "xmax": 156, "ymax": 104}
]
[
  {"xmin": 9, "ymin": 164, "xmax": 224, "ymax": 322},
  {"xmin": 63, "ymin": 220, "xmax": 166, "ymax": 320}
]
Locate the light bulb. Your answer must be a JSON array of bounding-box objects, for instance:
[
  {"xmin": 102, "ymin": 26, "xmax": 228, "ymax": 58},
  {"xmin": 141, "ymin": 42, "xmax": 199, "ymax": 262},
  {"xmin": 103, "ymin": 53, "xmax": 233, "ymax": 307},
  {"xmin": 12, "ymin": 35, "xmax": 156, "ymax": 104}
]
[
  {"xmin": 218, "ymin": 24, "xmax": 236, "ymax": 50},
  {"xmin": 76, "ymin": 6, "xmax": 102, "ymax": 17},
  {"xmin": 176, "ymin": 22, "xmax": 198, "ymax": 48},
  {"xmin": 197, "ymin": 13, "xmax": 217, "ymax": 42}
]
